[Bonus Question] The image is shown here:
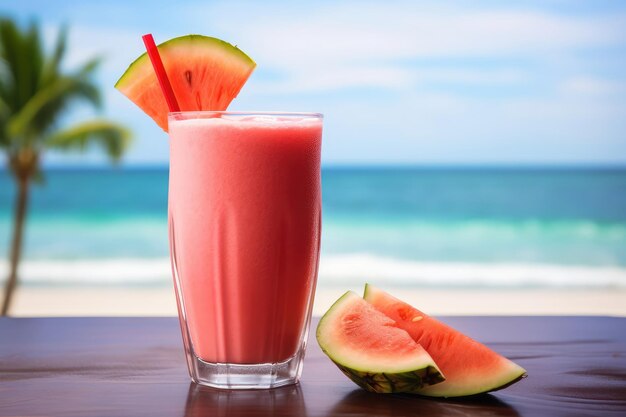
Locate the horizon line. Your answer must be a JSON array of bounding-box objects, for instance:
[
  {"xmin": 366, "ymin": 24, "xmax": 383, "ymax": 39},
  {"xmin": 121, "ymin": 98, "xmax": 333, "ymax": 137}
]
[{"xmin": 2, "ymin": 162, "xmax": 626, "ymax": 171}]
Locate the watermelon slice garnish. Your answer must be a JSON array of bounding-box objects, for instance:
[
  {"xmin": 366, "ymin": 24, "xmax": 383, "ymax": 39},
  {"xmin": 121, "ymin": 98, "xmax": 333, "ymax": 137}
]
[
  {"xmin": 364, "ymin": 284, "xmax": 527, "ymax": 397},
  {"xmin": 115, "ymin": 35, "xmax": 256, "ymax": 131},
  {"xmin": 316, "ymin": 291, "xmax": 445, "ymax": 394}
]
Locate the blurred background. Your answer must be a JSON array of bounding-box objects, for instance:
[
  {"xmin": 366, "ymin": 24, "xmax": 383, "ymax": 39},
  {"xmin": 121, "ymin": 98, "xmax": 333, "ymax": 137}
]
[{"xmin": 1, "ymin": 0, "xmax": 625, "ymax": 316}]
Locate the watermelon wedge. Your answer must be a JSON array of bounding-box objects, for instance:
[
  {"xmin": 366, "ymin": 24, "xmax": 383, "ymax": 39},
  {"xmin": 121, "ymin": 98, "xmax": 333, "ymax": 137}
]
[
  {"xmin": 115, "ymin": 35, "xmax": 256, "ymax": 131},
  {"xmin": 364, "ymin": 284, "xmax": 527, "ymax": 397},
  {"xmin": 316, "ymin": 291, "xmax": 444, "ymax": 394}
]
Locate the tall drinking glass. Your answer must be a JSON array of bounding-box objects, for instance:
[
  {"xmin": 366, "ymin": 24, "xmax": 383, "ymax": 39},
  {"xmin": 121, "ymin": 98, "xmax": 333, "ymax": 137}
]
[{"xmin": 167, "ymin": 111, "xmax": 323, "ymax": 389}]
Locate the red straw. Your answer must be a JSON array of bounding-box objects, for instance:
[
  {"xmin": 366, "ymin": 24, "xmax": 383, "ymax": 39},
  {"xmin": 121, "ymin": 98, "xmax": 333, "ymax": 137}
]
[{"xmin": 142, "ymin": 34, "xmax": 180, "ymax": 112}]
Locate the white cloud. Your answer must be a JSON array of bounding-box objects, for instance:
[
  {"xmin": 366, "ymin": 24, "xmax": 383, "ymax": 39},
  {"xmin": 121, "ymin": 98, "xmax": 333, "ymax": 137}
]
[
  {"xmin": 194, "ymin": 1, "xmax": 626, "ymax": 92},
  {"xmin": 418, "ymin": 68, "xmax": 526, "ymax": 84},
  {"xmin": 252, "ymin": 67, "xmax": 529, "ymax": 94},
  {"xmin": 252, "ymin": 66, "xmax": 414, "ymax": 93},
  {"xmin": 561, "ymin": 76, "xmax": 626, "ymax": 96}
]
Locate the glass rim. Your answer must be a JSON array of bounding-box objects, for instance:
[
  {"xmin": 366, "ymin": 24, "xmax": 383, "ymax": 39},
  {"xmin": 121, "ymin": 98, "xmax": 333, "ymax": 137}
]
[{"xmin": 168, "ymin": 111, "xmax": 323, "ymax": 119}]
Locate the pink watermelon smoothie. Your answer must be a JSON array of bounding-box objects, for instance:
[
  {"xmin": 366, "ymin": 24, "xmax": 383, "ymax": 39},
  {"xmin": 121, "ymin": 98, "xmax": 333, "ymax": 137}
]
[{"xmin": 168, "ymin": 113, "xmax": 322, "ymax": 365}]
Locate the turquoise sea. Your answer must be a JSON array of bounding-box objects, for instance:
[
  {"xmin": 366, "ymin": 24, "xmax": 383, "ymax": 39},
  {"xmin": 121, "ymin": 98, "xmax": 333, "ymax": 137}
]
[{"xmin": 1, "ymin": 167, "xmax": 625, "ymax": 288}]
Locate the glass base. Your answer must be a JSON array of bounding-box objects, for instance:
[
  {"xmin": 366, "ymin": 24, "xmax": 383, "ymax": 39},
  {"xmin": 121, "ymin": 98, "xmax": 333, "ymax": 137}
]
[{"xmin": 187, "ymin": 348, "xmax": 306, "ymax": 390}]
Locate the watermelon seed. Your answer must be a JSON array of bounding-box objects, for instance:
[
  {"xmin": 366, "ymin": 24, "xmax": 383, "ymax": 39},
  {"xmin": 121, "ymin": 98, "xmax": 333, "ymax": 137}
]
[
  {"xmin": 185, "ymin": 70, "xmax": 192, "ymax": 87},
  {"xmin": 412, "ymin": 316, "xmax": 423, "ymax": 322}
]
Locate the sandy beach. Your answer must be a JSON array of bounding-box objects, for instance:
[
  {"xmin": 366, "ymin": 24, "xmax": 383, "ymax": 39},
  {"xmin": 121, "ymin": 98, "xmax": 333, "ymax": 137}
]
[{"xmin": 7, "ymin": 286, "xmax": 626, "ymax": 317}]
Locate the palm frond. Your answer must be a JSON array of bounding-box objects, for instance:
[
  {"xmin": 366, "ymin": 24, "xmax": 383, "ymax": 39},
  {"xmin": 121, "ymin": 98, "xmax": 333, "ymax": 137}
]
[
  {"xmin": 31, "ymin": 76, "xmax": 101, "ymax": 136},
  {"xmin": 0, "ymin": 54, "xmax": 12, "ymax": 124},
  {"xmin": 0, "ymin": 93, "xmax": 9, "ymax": 124},
  {"xmin": 44, "ymin": 119, "xmax": 131, "ymax": 162},
  {"xmin": 0, "ymin": 56, "xmax": 7, "ymax": 148},
  {"xmin": 0, "ymin": 94, "xmax": 8, "ymax": 147},
  {"xmin": 25, "ymin": 20, "xmax": 44, "ymax": 94},
  {"xmin": 7, "ymin": 75, "xmax": 101, "ymax": 139},
  {"xmin": 41, "ymin": 24, "xmax": 67, "ymax": 86},
  {"xmin": 0, "ymin": 19, "xmax": 44, "ymax": 110},
  {"xmin": 77, "ymin": 56, "xmax": 101, "ymax": 77},
  {"xmin": 0, "ymin": 19, "xmax": 22, "ymax": 110}
]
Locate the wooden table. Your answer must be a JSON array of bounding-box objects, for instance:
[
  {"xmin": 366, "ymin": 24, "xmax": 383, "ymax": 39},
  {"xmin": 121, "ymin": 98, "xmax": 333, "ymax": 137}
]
[{"xmin": 1, "ymin": 316, "xmax": 625, "ymax": 416}]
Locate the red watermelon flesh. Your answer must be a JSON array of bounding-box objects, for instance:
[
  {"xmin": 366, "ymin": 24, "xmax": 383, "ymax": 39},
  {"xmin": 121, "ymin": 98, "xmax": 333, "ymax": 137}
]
[
  {"xmin": 364, "ymin": 284, "xmax": 527, "ymax": 397},
  {"xmin": 115, "ymin": 35, "xmax": 256, "ymax": 131}
]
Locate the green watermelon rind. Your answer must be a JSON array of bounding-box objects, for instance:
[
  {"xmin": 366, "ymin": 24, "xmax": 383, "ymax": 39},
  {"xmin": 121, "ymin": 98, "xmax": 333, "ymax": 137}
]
[
  {"xmin": 363, "ymin": 284, "xmax": 528, "ymax": 398},
  {"xmin": 114, "ymin": 34, "xmax": 256, "ymax": 89},
  {"xmin": 316, "ymin": 291, "xmax": 445, "ymax": 394},
  {"xmin": 335, "ymin": 363, "xmax": 445, "ymax": 394}
]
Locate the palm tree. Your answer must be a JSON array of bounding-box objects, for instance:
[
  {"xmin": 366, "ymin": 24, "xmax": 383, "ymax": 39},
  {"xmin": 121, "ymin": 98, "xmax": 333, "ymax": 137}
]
[{"xmin": 0, "ymin": 18, "xmax": 131, "ymax": 315}]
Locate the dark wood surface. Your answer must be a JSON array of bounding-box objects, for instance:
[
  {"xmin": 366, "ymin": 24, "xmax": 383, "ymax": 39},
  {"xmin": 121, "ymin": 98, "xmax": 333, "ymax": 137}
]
[{"xmin": 1, "ymin": 316, "xmax": 625, "ymax": 417}]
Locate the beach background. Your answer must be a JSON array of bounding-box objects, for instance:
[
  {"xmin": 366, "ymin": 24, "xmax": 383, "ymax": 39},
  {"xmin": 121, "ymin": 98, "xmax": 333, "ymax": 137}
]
[
  {"xmin": 2, "ymin": 167, "xmax": 625, "ymax": 316},
  {"xmin": 2, "ymin": 1, "xmax": 626, "ymax": 316}
]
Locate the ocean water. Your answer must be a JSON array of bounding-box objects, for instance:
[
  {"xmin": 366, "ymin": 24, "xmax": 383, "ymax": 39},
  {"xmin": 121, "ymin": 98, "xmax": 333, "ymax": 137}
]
[{"xmin": 1, "ymin": 167, "xmax": 625, "ymax": 288}]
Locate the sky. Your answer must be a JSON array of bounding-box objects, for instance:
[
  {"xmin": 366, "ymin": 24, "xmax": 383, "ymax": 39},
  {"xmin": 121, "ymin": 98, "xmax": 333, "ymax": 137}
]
[{"xmin": 3, "ymin": 0, "xmax": 626, "ymax": 166}]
